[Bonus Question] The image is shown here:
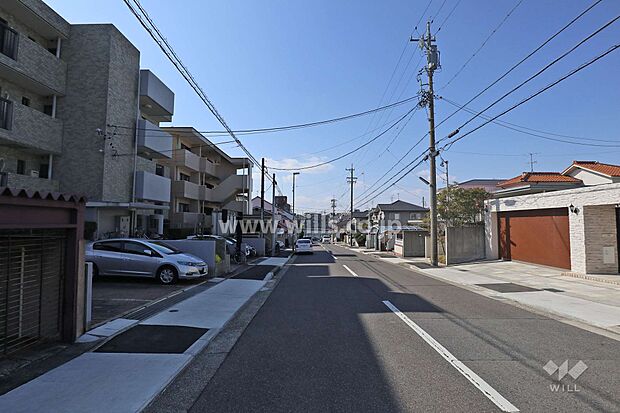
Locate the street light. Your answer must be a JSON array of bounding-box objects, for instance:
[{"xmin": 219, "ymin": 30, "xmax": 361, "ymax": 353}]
[{"xmin": 292, "ymin": 172, "xmax": 300, "ymax": 243}]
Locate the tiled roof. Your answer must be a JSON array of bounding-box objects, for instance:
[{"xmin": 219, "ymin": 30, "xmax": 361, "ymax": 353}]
[
  {"xmin": 497, "ymin": 172, "xmax": 582, "ymax": 188},
  {"xmin": 376, "ymin": 200, "xmax": 428, "ymax": 212},
  {"xmin": 564, "ymin": 161, "xmax": 620, "ymax": 177}
]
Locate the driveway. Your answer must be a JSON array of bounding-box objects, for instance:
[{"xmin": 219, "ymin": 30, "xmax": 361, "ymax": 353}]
[{"xmin": 91, "ymin": 277, "xmax": 205, "ymax": 326}]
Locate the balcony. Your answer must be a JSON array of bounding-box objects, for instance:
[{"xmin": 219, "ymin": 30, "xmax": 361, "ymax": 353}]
[
  {"xmin": 139, "ymin": 70, "xmax": 174, "ymax": 122},
  {"xmin": 0, "ymin": 100, "xmax": 62, "ymax": 153},
  {"xmin": 0, "ymin": 25, "xmax": 67, "ymax": 95},
  {"xmin": 199, "ymin": 185, "xmax": 214, "ymax": 201},
  {"xmin": 172, "ymin": 149, "xmax": 200, "ymax": 172},
  {"xmin": 1, "ymin": 172, "xmax": 59, "ymax": 192},
  {"xmin": 137, "ymin": 119, "xmax": 173, "ymax": 159},
  {"xmin": 135, "ymin": 171, "xmax": 171, "ymax": 203},
  {"xmin": 200, "ymin": 158, "xmax": 218, "ymax": 177},
  {"xmin": 172, "ymin": 180, "xmax": 200, "ymax": 200},
  {"xmin": 170, "ymin": 212, "xmax": 210, "ymax": 229}
]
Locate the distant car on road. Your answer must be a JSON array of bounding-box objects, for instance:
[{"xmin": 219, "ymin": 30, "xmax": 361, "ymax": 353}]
[
  {"xmin": 321, "ymin": 235, "xmax": 331, "ymax": 244},
  {"xmin": 295, "ymin": 238, "xmax": 313, "ymax": 254},
  {"xmin": 86, "ymin": 239, "xmax": 207, "ymax": 284},
  {"xmin": 311, "ymin": 237, "xmax": 321, "ymax": 245}
]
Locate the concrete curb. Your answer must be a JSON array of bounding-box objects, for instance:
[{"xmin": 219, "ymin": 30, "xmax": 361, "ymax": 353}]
[
  {"xmin": 143, "ymin": 252, "xmax": 297, "ymax": 412},
  {"xmin": 562, "ymin": 271, "xmax": 620, "ymax": 286}
]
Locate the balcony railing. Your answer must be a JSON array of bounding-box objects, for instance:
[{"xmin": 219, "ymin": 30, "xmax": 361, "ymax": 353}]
[
  {"xmin": 0, "ymin": 22, "xmax": 18, "ymax": 60},
  {"xmin": 0, "ymin": 98, "xmax": 12, "ymax": 130}
]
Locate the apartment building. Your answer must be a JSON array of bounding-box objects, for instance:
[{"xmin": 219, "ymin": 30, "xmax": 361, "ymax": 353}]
[
  {"xmin": 0, "ymin": 0, "xmax": 69, "ymax": 192},
  {"xmin": 161, "ymin": 127, "xmax": 252, "ymax": 234},
  {"xmin": 0, "ymin": 0, "xmax": 176, "ymax": 238}
]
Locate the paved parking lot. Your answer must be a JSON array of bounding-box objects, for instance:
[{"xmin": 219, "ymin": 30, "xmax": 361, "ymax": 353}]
[{"xmin": 92, "ymin": 277, "xmax": 206, "ymax": 326}]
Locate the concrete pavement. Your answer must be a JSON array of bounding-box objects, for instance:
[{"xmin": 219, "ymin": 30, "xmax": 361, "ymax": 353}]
[
  {"xmin": 0, "ymin": 260, "xmax": 285, "ymax": 413},
  {"xmin": 168, "ymin": 245, "xmax": 620, "ymax": 412}
]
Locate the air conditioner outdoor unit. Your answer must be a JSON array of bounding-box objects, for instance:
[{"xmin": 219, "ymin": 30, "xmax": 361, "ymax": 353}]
[{"xmin": 29, "ymin": 170, "xmax": 39, "ymax": 178}]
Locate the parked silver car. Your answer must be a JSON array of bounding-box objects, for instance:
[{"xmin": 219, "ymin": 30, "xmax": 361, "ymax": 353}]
[{"xmin": 85, "ymin": 239, "xmax": 207, "ymax": 284}]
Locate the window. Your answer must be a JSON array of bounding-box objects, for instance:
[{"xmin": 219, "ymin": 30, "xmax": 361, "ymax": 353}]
[
  {"xmin": 179, "ymin": 172, "xmax": 191, "ymax": 182},
  {"xmin": 410, "ymin": 212, "xmax": 421, "ymax": 220},
  {"xmin": 21, "ymin": 97, "xmax": 30, "ymax": 107},
  {"xmin": 0, "ymin": 21, "xmax": 18, "ymax": 60},
  {"xmin": 393, "ymin": 213, "xmax": 400, "ymax": 220},
  {"xmin": 178, "ymin": 202, "xmax": 190, "ymax": 213},
  {"xmin": 16, "ymin": 159, "xmax": 25, "ymax": 175},
  {"xmin": 43, "ymin": 105, "xmax": 53, "ymax": 116},
  {"xmin": 93, "ymin": 241, "xmax": 123, "ymax": 252},
  {"xmin": 155, "ymin": 164, "xmax": 165, "ymax": 177},
  {"xmin": 39, "ymin": 164, "xmax": 49, "ymax": 179},
  {"xmin": 123, "ymin": 241, "xmax": 153, "ymax": 256}
]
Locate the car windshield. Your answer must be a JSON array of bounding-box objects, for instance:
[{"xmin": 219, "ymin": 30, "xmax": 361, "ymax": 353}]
[{"xmin": 149, "ymin": 241, "xmax": 182, "ymax": 255}]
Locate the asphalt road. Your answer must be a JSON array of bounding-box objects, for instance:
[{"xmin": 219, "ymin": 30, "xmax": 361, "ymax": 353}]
[{"xmin": 181, "ymin": 245, "xmax": 620, "ymax": 412}]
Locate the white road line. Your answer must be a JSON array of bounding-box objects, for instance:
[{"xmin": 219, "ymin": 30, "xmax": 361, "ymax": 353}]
[
  {"xmin": 342, "ymin": 265, "xmax": 358, "ymax": 277},
  {"xmin": 332, "ymin": 254, "xmax": 338, "ymax": 260},
  {"xmin": 382, "ymin": 300, "xmax": 519, "ymax": 413}
]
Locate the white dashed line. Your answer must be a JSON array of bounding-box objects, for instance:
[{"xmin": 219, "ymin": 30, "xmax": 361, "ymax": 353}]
[
  {"xmin": 382, "ymin": 300, "xmax": 519, "ymax": 412},
  {"xmin": 342, "ymin": 265, "xmax": 358, "ymax": 277}
]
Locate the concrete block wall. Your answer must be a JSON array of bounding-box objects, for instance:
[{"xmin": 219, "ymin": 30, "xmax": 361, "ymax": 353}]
[{"xmin": 583, "ymin": 205, "xmax": 618, "ymax": 274}]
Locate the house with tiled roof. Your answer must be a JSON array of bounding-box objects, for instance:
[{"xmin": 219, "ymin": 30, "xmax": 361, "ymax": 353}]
[
  {"xmin": 484, "ymin": 160, "xmax": 620, "ymax": 275},
  {"xmin": 495, "ymin": 172, "xmax": 583, "ymax": 197},
  {"xmin": 562, "ymin": 161, "xmax": 620, "ymax": 186}
]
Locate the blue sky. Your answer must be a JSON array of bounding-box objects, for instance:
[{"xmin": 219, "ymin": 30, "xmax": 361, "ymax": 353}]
[{"xmin": 48, "ymin": 0, "xmax": 620, "ymax": 213}]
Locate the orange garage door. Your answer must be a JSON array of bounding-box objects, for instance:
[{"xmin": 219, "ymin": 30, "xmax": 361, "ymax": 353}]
[{"xmin": 498, "ymin": 208, "xmax": 571, "ymax": 269}]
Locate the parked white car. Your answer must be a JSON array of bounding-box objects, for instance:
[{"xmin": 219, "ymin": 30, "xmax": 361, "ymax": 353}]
[
  {"xmin": 295, "ymin": 238, "xmax": 313, "ymax": 254},
  {"xmin": 321, "ymin": 235, "xmax": 331, "ymax": 244}
]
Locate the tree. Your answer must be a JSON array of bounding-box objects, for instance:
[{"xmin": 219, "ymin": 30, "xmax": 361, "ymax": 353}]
[{"xmin": 437, "ymin": 187, "xmax": 489, "ymax": 227}]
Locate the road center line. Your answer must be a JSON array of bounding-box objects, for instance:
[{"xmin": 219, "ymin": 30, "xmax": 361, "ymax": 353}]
[
  {"xmin": 342, "ymin": 265, "xmax": 358, "ymax": 277},
  {"xmin": 382, "ymin": 300, "xmax": 519, "ymax": 413}
]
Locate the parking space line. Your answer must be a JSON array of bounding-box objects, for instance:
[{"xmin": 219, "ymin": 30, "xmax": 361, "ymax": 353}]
[
  {"xmin": 382, "ymin": 300, "xmax": 519, "ymax": 413},
  {"xmin": 342, "ymin": 265, "xmax": 358, "ymax": 277}
]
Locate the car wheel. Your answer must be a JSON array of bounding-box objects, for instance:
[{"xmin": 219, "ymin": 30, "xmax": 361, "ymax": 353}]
[{"xmin": 157, "ymin": 266, "xmax": 178, "ymax": 285}]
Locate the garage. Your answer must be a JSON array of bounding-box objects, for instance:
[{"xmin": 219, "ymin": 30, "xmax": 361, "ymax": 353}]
[
  {"xmin": 0, "ymin": 188, "xmax": 85, "ymax": 356},
  {"xmin": 498, "ymin": 208, "xmax": 571, "ymax": 269}
]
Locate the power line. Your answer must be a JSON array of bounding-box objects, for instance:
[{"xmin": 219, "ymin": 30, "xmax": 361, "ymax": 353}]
[
  {"xmin": 437, "ymin": 13, "xmax": 620, "ymax": 144},
  {"xmin": 108, "ymin": 94, "xmax": 419, "ymax": 137},
  {"xmin": 268, "ymin": 106, "xmax": 417, "ymax": 171},
  {"xmin": 355, "ymin": 152, "xmax": 429, "ymax": 207},
  {"xmin": 123, "ymin": 0, "xmax": 278, "ymax": 188},
  {"xmin": 353, "ymin": 1, "xmax": 602, "ymax": 204},
  {"xmin": 441, "ymin": 45, "xmax": 620, "ymax": 152},
  {"xmin": 441, "ymin": 0, "xmax": 524, "ymax": 90},
  {"xmin": 433, "ymin": 0, "xmax": 604, "ymax": 133},
  {"xmin": 436, "ymin": 0, "xmax": 462, "ymax": 32},
  {"xmin": 439, "ymin": 97, "xmax": 620, "ymax": 147}
]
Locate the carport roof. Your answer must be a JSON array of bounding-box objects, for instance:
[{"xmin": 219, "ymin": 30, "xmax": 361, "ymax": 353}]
[{"xmin": 0, "ymin": 187, "xmax": 86, "ymax": 203}]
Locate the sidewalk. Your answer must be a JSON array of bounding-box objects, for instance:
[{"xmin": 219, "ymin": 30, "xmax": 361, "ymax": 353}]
[
  {"xmin": 0, "ymin": 254, "xmax": 291, "ymax": 413},
  {"xmin": 345, "ymin": 245, "xmax": 620, "ymax": 337}
]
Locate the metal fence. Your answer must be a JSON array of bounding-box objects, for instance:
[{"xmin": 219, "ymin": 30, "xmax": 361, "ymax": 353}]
[{"xmin": 0, "ymin": 230, "xmax": 67, "ymax": 355}]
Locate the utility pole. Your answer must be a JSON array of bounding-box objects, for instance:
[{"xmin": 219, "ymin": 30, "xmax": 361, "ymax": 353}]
[
  {"xmin": 260, "ymin": 158, "xmax": 265, "ymax": 234},
  {"xmin": 412, "ymin": 21, "xmax": 440, "ymax": 266},
  {"xmin": 271, "ymin": 173, "xmax": 277, "ymax": 256},
  {"xmin": 346, "ymin": 165, "xmax": 357, "ymax": 247},
  {"xmin": 330, "ymin": 198, "xmax": 337, "ymax": 218},
  {"xmin": 292, "ymin": 172, "xmax": 300, "ymax": 243}
]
